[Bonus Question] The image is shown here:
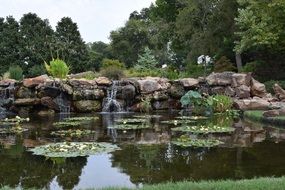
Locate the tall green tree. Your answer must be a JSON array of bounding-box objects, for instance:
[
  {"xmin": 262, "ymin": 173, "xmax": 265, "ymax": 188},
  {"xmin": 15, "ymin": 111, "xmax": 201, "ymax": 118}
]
[
  {"xmin": 55, "ymin": 17, "xmax": 89, "ymax": 73},
  {"xmin": 19, "ymin": 13, "xmax": 54, "ymax": 75}
]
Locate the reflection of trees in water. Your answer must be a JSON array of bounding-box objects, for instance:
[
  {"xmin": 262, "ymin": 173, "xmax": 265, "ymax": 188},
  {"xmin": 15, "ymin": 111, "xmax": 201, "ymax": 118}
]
[{"xmin": 0, "ymin": 144, "xmax": 87, "ymax": 189}]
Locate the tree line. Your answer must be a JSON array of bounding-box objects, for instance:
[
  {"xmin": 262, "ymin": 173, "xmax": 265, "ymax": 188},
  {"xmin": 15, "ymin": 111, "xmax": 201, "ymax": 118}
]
[{"xmin": 1, "ymin": 0, "xmax": 285, "ymax": 81}]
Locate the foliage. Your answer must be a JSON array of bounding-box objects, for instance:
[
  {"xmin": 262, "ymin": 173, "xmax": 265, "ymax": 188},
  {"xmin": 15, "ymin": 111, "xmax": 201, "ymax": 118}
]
[
  {"xmin": 175, "ymin": 116, "xmax": 208, "ymax": 120},
  {"xmin": 214, "ymin": 56, "xmax": 236, "ymax": 72},
  {"xmin": 63, "ymin": 116, "xmax": 98, "ymax": 122},
  {"xmin": 110, "ymin": 123, "xmax": 151, "ymax": 130},
  {"xmin": 139, "ymin": 97, "xmax": 152, "ymax": 113},
  {"xmin": 172, "ymin": 124, "xmax": 235, "ymax": 134},
  {"xmin": 242, "ymin": 61, "xmax": 260, "ymax": 73},
  {"xmin": 8, "ymin": 65, "xmax": 23, "ymax": 80},
  {"xmin": 100, "ymin": 66, "xmax": 125, "ymax": 80},
  {"xmin": 134, "ymin": 47, "xmax": 159, "ymax": 72},
  {"xmin": 172, "ymin": 135, "xmax": 223, "ymax": 148},
  {"xmin": 115, "ymin": 118, "xmax": 147, "ymax": 124},
  {"xmin": 101, "ymin": 59, "xmax": 125, "ymax": 69},
  {"xmin": 53, "ymin": 121, "xmax": 83, "ymax": 128},
  {"xmin": 160, "ymin": 120, "xmax": 196, "ymax": 126},
  {"xmin": 244, "ymin": 110, "xmax": 285, "ymax": 126},
  {"xmin": 29, "ymin": 142, "xmax": 119, "ymax": 157},
  {"xmin": 208, "ymin": 95, "xmax": 233, "ymax": 113},
  {"xmin": 180, "ymin": 91, "xmax": 202, "ymax": 107},
  {"xmin": 28, "ymin": 64, "xmax": 46, "ymax": 77},
  {"xmin": 264, "ymin": 80, "xmax": 285, "ymax": 94},
  {"xmin": 45, "ymin": 59, "xmax": 69, "ymax": 79},
  {"xmin": 50, "ymin": 129, "xmax": 95, "ymax": 138}
]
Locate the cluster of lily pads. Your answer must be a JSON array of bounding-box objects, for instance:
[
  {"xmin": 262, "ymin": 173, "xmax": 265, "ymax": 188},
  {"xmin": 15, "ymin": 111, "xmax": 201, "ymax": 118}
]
[
  {"xmin": 115, "ymin": 118, "xmax": 147, "ymax": 124},
  {"xmin": 160, "ymin": 120, "xmax": 196, "ymax": 126},
  {"xmin": 172, "ymin": 135, "xmax": 223, "ymax": 148},
  {"xmin": 172, "ymin": 124, "xmax": 235, "ymax": 134},
  {"xmin": 29, "ymin": 142, "xmax": 119, "ymax": 157},
  {"xmin": 175, "ymin": 116, "xmax": 208, "ymax": 120},
  {"xmin": 53, "ymin": 116, "xmax": 98, "ymax": 128},
  {"xmin": 110, "ymin": 124, "xmax": 151, "ymax": 130},
  {"xmin": 0, "ymin": 116, "xmax": 30, "ymax": 134},
  {"xmin": 50, "ymin": 129, "xmax": 95, "ymax": 138},
  {"xmin": 0, "ymin": 116, "xmax": 30, "ymax": 125}
]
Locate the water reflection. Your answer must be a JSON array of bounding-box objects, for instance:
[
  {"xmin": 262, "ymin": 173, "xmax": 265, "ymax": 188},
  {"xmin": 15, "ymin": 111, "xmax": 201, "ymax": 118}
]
[{"xmin": 0, "ymin": 113, "xmax": 284, "ymax": 189}]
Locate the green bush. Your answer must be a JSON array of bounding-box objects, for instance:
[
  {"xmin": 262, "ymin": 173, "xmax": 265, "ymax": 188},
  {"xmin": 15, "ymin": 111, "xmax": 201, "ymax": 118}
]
[
  {"xmin": 264, "ymin": 80, "xmax": 285, "ymax": 94},
  {"xmin": 208, "ymin": 95, "xmax": 233, "ymax": 113},
  {"xmin": 101, "ymin": 59, "xmax": 125, "ymax": 69},
  {"xmin": 28, "ymin": 64, "xmax": 46, "ymax": 77},
  {"xmin": 100, "ymin": 66, "xmax": 125, "ymax": 80},
  {"xmin": 45, "ymin": 59, "xmax": 69, "ymax": 79},
  {"xmin": 214, "ymin": 56, "xmax": 236, "ymax": 72},
  {"xmin": 8, "ymin": 65, "xmax": 23, "ymax": 81},
  {"xmin": 242, "ymin": 61, "xmax": 261, "ymax": 73}
]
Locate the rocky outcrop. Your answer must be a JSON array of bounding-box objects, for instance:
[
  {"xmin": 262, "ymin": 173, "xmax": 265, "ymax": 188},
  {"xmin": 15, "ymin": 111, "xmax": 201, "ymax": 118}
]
[
  {"xmin": 179, "ymin": 78, "xmax": 199, "ymax": 88},
  {"xmin": 251, "ymin": 79, "xmax": 267, "ymax": 98},
  {"xmin": 138, "ymin": 77, "xmax": 171, "ymax": 94},
  {"xmin": 23, "ymin": 75, "xmax": 50, "ymax": 88},
  {"xmin": 273, "ymin": 84, "xmax": 285, "ymax": 101},
  {"xmin": 74, "ymin": 100, "xmax": 101, "ymax": 112},
  {"xmin": 234, "ymin": 97, "xmax": 270, "ymax": 110},
  {"xmin": 206, "ymin": 72, "xmax": 234, "ymax": 86}
]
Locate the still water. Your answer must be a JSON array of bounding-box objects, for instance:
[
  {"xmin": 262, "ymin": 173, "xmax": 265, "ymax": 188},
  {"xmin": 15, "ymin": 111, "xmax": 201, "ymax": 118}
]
[{"xmin": 1, "ymin": 112, "xmax": 285, "ymax": 189}]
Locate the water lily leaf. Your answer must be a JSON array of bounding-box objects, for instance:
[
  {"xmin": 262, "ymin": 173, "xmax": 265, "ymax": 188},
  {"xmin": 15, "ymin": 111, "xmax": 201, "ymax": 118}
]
[
  {"xmin": 160, "ymin": 120, "xmax": 196, "ymax": 125},
  {"xmin": 115, "ymin": 118, "xmax": 148, "ymax": 124},
  {"xmin": 63, "ymin": 117, "xmax": 99, "ymax": 122},
  {"xmin": 29, "ymin": 142, "xmax": 120, "ymax": 157},
  {"xmin": 172, "ymin": 125, "xmax": 235, "ymax": 134},
  {"xmin": 109, "ymin": 124, "xmax": 151, "ymax": 130},
  {"xmin": 50, "ymin": 129, "xmax": 95, "ymax": 138},
  {"xmin": 172, "ymin": 135, "xmax": 223, "ymax": 148}
]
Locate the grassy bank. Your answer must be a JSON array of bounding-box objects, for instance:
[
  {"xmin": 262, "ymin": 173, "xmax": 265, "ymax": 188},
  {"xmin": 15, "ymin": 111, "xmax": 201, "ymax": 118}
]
[
  {"xmin": 100, "ymin": 177, "xmax": 285, "ymax": 190},
  {"xmin": 244, "ymin": 110, "xmax": 285, "ymax": 126}
]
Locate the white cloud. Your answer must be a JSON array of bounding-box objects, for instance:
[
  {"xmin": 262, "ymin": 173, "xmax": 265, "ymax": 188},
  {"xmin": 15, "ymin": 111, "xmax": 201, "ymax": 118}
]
[{"xmin": 0, "ymin": 0, "xmax": 155, "ymax": 43}]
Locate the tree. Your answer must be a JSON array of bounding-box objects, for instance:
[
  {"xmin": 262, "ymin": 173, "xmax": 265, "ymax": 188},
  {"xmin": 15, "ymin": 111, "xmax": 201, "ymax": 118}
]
[
  {"xmin": 55, "ymin": 17, "xmax": 89, "ymax": 73},
  {"xmin": 134, "ymin": 47, "xmax": 158, "ymax": 71},
  {"xmin": 0, "ymin": 16, "xmax": 22, "ymax": 74},
  {"xmin": 19, "ymin": 13, "xmax": 54, "ymax": 75}
]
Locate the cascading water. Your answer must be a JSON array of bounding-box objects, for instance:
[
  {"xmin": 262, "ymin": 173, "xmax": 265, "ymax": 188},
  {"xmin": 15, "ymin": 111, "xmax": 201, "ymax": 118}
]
[
  {"xmin": 102, "ymin": 81, "xmax": 123, "ymax": 112},
  {"xmin": 0, "ymin": 83, "xmax": 15, "ymax": 115},
  {"xmin": 54, "ymin": 92, "xmax": 70, "ymax": 120}
]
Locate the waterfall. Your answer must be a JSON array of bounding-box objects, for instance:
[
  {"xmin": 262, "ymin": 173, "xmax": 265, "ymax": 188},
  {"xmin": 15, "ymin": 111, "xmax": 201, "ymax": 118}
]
[
  {"xmin": 102, "ymin": 81, "xmax": 123, "ymax": 112},
  {"xmin": 54, "ymin": 92, "xmax": 70, "ymax": 119},
  {"xmin": 0, "ymin": 83, "xmax": 15, "ymax": 115}
]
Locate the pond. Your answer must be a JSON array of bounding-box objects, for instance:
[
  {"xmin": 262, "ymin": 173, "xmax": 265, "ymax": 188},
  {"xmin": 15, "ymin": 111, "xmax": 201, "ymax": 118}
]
[{"xmin": 1, "ymin": 112, "xmax": 285, "ymax": 189}]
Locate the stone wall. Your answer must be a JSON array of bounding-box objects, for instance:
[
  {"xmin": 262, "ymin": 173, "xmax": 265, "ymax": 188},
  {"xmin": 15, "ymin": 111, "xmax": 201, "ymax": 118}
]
[{"xmin": 0, "ymin": 72, "xmax": 283, "ymax": 116}]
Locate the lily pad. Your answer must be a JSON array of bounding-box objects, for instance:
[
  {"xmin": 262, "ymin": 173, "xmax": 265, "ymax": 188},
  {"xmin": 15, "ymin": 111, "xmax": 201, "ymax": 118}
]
[
  {"xmin": 53, "ymin": 121, "xmax": 83, "ymax": 128},
  {"xmin": 115, "ymin": 118, "xmax": 148, "ymax": 124},
  {"xmin": 133, "ymin": 115, "xmax": 162, "ymax": 119},
  {"xmin": 0, "ymin": 116, "xmax": 30, "ymax": 126},
  {"xmin": 160, "ymin": 120, "xmax": 196, "ymax": 125},
  {"xmin": 50, "ymin": 129, "xmax": 95, "ymax": 138},
  {"xmin": 175, "ymin": 116, "xmax": 208, "ymax": 120},
  {"xmin": 63, "ymin": 117, "xmax": 99, "ymax": 122},
  {"xmin": 0, "ymin": 125, "xmax": 28, "ymax": 134},
  {"xmin": 29, "ymin": 142, "xmax": 119, "ymax": 157},
  {"xmin": 172, "ymin": 135, "xmax": 223, "ymax": 148},
  {"xmin": 172, "ymin": 125, "xmax": 235, "ymax": 134},
  {"xmin": 110, "ymin": 124, "xmax": 151, "ymax": 130}
]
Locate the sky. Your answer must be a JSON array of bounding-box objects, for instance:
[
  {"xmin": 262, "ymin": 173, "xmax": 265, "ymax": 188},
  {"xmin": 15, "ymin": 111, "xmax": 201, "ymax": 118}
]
[{"xmin": 0, "ymin": 0, "xmax": 155, "ymax": 43}]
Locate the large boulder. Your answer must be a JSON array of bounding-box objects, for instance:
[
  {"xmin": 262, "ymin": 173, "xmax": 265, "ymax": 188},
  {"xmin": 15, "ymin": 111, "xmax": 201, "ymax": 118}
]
[
  {"xmin": 41, "ymin": 97, "xmax": 59, "ymax": 110},
  {"xmin": 178, "ymin": 78, "xmax": 199, "ymax": 89},
  {"xmin": 16, "ymin": 87, "xmax": 34, "ymax": 98},
  {"xmin": 153, "ymin": 91, "xmax": 169, "ymax": 101},
  {"xmin": 14, "ymin": 98, "xmax": 41, "ymax": 106},
  {"xmin": 23, "ymin": 75, "xmax": 50, "ymax": 88},
  {"xmin": 37, "ymin": 86, "xmax": 61, "ymax": 98},
  {"xmin": 95, "ymin": 77, "xmax": 112, "ymax": 86},
  {"xmin": 73, "ymin": 100, "xmax": 101, "ymax": 112},
  {"xmin": 68, "ymin": 71, "xmax": 96, "ymax": 79},
  {"xmin": 251, "ymin": 79, "xmax": 267, "ymax": 98},
  {"xmin": 234, "ymin": 97, "xmax": 270, "ymax": 110},
  {"xmin": 73, "ymin": 89, "xmax": 105, "ymax": 100},
  {"xmin": 273, "ymin": 83, "xmax": 285, "ymax": 101},
  {"xmin": 68, "ymin": 79, "xmax": 97, "ymax": 89},
  {"xmin": 206, "ymin": 72, "xmax": 234, "ymax": 86},
  {"xmin": 120, "ymin": 84, "xmax": 136, "ymax": 101},
  {"xmin": 231, "ymin": 73, "xmax": 251, "ymax": 87},
  {"xmin": 0, "ymin": 79, "xmax": 16, "ymax": 87},
  {"xmin": 138, "ymin": 77, "xmax": 170, "ymax": 94},
  {"xmin": 152, "ymin": 100, "xmax": 169, "ymax": 110},
  {"xmin": 235, "ymin": 85, "xmax": 251, "ymax": 99},
  {"xmin": 168, "ymin": 82, "xmax": 185, "ymax": 99}
]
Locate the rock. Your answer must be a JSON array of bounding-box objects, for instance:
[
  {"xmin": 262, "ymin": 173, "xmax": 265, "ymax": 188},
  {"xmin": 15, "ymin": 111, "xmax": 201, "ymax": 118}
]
[
  {"xmin": 23, "ymin": 75, "xmax": 50, "ymax": 88},
  {"xmin": 73, "ymin": 89, "xmax": 105, "ymax": 100},
  {"xmin": 232, "ymin": 73, "xmax": 251, "ymax": 87},
  {"xmin": 179, "ymin": 78, "xmax": 199, "ymax": 88},
  {"xmin": 168, "ymin": 82, "xmax": 185, "ymax": 98},
  {"xmin": 41, "ymin": 97, "xmax": 59, "ymax": 110},
  {"xmin": 121, "ymin": 85, "xmax": 136, "ymax": 101},
  {"xmin": 235, "ymin": 85, "xmax": 251, "ymax": 99},
  {"xmin": 68, "ymin": 71, "xmax": 96, "ymax": 79},
  {"xmin": 273, "ymin": 83, "xmax": 285, "ymax": 101},
  {"xmin": 37, "ymin": 86, "xmax": 61, "ymax": 98},
  {"xmin": 61, "ymin": 83, "xmax": 73, "ymax": 95},
  {"xmin": 14, "ymin": 98, "xmax": 41, "ymax": 106},
  {"xmin": 206, "ymin": 72, "xmax": 234, "ymax": 86},
  {"xmin": 168, "ymin": 99, "xmax": 182, "ymax": 110},
  {"xmin": 233, "ymin": 97, "xmax": 270, "ymax": 110},
  {"xmin": 153, "ymin": 91, "xmax": 169, "ymax": 101},
  {"xmin": 152, "ymin": 100, "xmax": 169, "ymax": 110},
  {"xmin": 0, "ymin": 79, "xmax": 16, "ymax": 87},
  {"xmin": 37, "ymin": 109, "xmax": 55, "ymax": 117},
  {"xmin": 73, "ymin": 100, "xmax": 101, "ymax": 112},
  {"xmin": 225, "ymin": 86, "xmax": 236, "ymax": 97},
  {"xmin": 211, "ymin": 86, "xmax": 226, "ymax": 95},
  {"xmin": 263, "ymin": 110, "xmax": 280, "ymax": 117},
  {"xmin": 95, "ymin": 77, "xmax": 112, "ymax": 86},
  {"xmin": 138, "ymin": 77, "xmax": 170, "ymax": 94},
  {"xmin": 251, "ymin": 78, "xmax": 267, "ymax": 98},
  {"xmin": 16, "ymin": 87, "xmax": 34, "ymax": 98}
]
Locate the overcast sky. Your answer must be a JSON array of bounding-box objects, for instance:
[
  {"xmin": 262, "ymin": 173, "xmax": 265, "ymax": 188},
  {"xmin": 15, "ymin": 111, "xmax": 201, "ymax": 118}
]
[{"xmin": 0, "ymin": 0, "xmax": 155, "ymax": 43}]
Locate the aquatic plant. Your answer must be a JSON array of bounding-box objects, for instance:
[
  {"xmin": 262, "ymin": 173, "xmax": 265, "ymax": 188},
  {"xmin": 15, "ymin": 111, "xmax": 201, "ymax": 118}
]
[
  {"xmin": 0, "ymin": 124, "xmax": 28, "ymax": 134},
  {"xmin": 175, "ymin": 116, "xmax": 208, "ymax": 120},
  {"xmin": 1, "ymin": 116, "xmax": 30, "ymax": 125},
  {"xmin": 139, "ymin": 96, "xmax": 152, "ymax": 113},
  {"xmin": 115, "ymin": 118, "xmax": 148, "ymax": 124},
  {"xmin": 160, "ymin": 120, "xmax": 196, "ymax": 126},
  {"xmin": 133, "ymin": 115, "xmax": 162, "ymax": 119},
  {"xmin": 172, "ymin": 135, "xmax": 223, "ymax": 148},
  {"xmin": 29, "ymin": 142, "xmax": 119, "ymax": 157},
  {"xmin": 63, "ymin": 117, "xmax": 99, "ymax": 122},
  {"xmin": 53, "ymin": 121, "xmax": 83, "ymax": 128},
  {"xmin": 208, "ymin": 95, "xmax": 233, "ymax": 113},
  {"xmin": 110, "ymin": 124, "xmax": 151, "ymax": 130},
  {"xmin": 50, "ymin": 129, "xmax": 95, "ymax": 138},
  {"xmin": 172, "ymin": 125, "xmax": 235, "ymax": 134}
]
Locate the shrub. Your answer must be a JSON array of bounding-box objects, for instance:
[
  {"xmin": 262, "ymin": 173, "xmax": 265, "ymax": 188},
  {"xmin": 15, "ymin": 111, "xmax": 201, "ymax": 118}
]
[
  {"xmin": 214, "ymin": 56, "xmax": 236, "ymax": 72},
  {"xmin": 242, "ymin": 61, "xmax": 261, "ymax": 73},
  {"xmin": 208, "ymin": 95, "xmax": 233, "ymax": 113},
  {"xmin": 134, "ymin": 47, "xmax": 158, "ymax": 72},
  {"xmin": 139, "ymin": 97, "xmax": 152, "ymax": 113},
  {"xmin": 100, "ymin": 66, "xmax": 125, "ymax": 80},
  {"xmin": 28, "ymin": 64, "xmax": 46, "ymax": 77},
  {"xmin": 264, "ymin": 80, "xmax": 285, "ymax": 94},
  {"xmin": 101, "ymin": 59, "xmax": 125, "ymax": 69},
  {"xmin": 45, "ymin": 59, "xmax": 69, "ymax": 79},
  {"xmin": 8, "ymin": 65, "xmax": 23, "ymax": 81}
]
